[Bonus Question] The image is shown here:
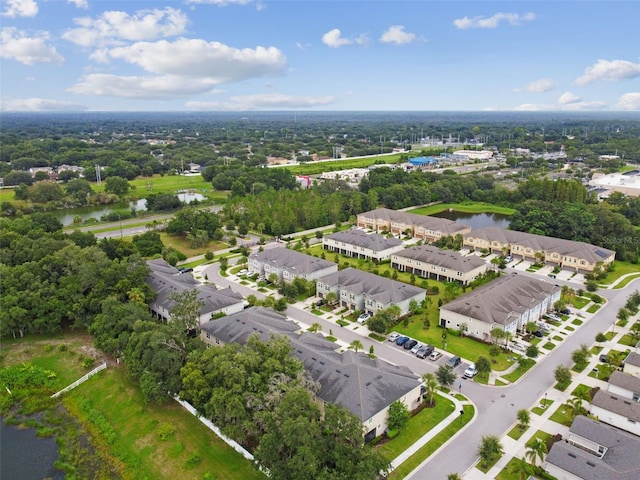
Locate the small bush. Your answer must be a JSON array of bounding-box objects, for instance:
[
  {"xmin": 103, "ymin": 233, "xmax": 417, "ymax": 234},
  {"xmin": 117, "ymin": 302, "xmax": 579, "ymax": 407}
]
[
  {"xmin": 157, "ymin": 422, "xmax": 175, "ymax": 440},
  {"xmin": 43, "ymin": 344, "xmax": 53, "ymax": 352},
  {"xmin": 58, "ymin": 344, "xmax": 67, "ymax": 352},
  {"xmin": 82, "ymin": 357, "xmax": 95, "ymax": 369},
  {"xmin": 185, "ymin": 453, "xmax": 200, "ymax": 468}
]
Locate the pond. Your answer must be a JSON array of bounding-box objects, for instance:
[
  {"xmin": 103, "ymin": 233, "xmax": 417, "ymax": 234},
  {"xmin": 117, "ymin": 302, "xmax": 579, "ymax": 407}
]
[
  {"xmin": 53, "ymin": 192, "xmax": 206, "ymax": 226},
  {"xmin": 1, "ymin": 419, "xmax": 64, "ymax": 480},
  {"xmin": 431, "ymin": 210, "xmax": 511, "ymax": 230}
]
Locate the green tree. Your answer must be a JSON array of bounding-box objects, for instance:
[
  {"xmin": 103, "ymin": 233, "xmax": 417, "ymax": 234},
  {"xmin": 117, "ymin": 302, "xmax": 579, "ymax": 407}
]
[
  {"xmin": 510, "ymin": 457, "xmax": 533, "ymax": 480},
  {"xmin": 348, "ymin": 340, "xmax": 364, "ymax": 353},
  {"xmin": 554, "ymin": 364, "xmax": 572, "ymax": 386},
  {"xmin": 104, "ymin": 176, "xmax": 130, "ymax": 195},
  {"xmin": 169, "ymin": 289, "xmax": 205, "ymax": 334},
  {"xmin": 526, "ymin": 344, "xmax": 539, "ymax": 358},
  {"xmin": 447, "ymin": 474, "xmax": 462, "ymax": 480},
  {"xmin": 595, "ymin": 332, "xmax": 607, "ymax": 343},
  {"xmin": 475, "ymin": 356, "xmax": 491, "ymax": 377},
  {"xmin": 571, "ymin": 344, "xmax": 590, "ymax": 368},
  {"xmin": 309, "ymin": 322, "xmax": 322, "ymax": 333},
  {"xmin": 422, "ymin": 372, "xmax": 438, "ymax": 406},
  {"xmin": 516, "ymin": 409, "xmax": 530, "ymax": 430},
  {"xmin": 436, "ymin": 364, "xmax": 456, "ymax": 388},
  {"xmin": 387, "ymin": 400, "xmax": 410, "ymax": 431},
  {"xmin": 525, "ymin": 438, "xmax": 547, "ymax": 466},
  {"xmin": 477, "ymin": 435, "xmax": 504, "ymax": 468}
]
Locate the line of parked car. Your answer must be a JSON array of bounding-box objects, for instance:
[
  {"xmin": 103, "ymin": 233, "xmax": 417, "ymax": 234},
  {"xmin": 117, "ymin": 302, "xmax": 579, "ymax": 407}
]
[{"xmin": 387, "ymin": 333, "xmax": 442, "ymax": 360}]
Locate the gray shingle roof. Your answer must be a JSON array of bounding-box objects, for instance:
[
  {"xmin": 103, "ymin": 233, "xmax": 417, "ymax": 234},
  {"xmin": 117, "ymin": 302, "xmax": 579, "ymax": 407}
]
[
  {"xmin": 200, "ymin": 307, "xmax": 421, "ymax": 421},
  {"xmin": 318, "ymin": 267, "xmax": 425, "ymax": 305},
  {"xmin": 608, "ymin": 371, "xmax": 640, "ymax": 394},
  {"xmin": 545, "ymin": 416, "xmax": 640, "ymax": 480},
  {"xmin": 394, "ymin": 244, "xmax": 486, "ymax": 272},
  {"xmin": 624, "ymin": 351, "xmax": 640, "ymax": 367},
  {"xmin": 464, "ymin": 226, "xmax": 615, "ymax": 263},
  {"xmin": 591, "ymin": 389, "xmax": 640, "ymax": 422},
  {"xmin": 147, "ymin": 259, "xmax": 243, "ymax": 315},
  {"xmin": 440, "ymin": 272, "xmax": 560, "ymax": 326},
  {"xmin": 325, "ymin": 229, "xmax": 403, "ymax": 252},
  {"xmin": 359, "ymin": 208, "xmax": 470, "ymax": 235},
  {"xmin": 249, "ymin": 247, "xmax": 336, "ymax": 275}
]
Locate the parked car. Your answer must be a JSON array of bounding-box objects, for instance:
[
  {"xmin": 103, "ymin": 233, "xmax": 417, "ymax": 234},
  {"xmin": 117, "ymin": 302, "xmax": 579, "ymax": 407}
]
[
  {"xmin": 421, "ymin": 344, "xmax": 435, "ymax": 357},
  {"xmin": 532, "ymin": 330, "xmax": 544, "ymax": 338},
  {"xmin": 237, "ymin": 269, "xmax": 248, "ymax": 275},
  {"xmin": 510, "ymin": 342, "xmax": 526, "ymax": 353},
  {"xmin": 599, "ymin": 354, "xmax": 609, "ymax": 363},
  {"xmin": 538, "ymin": 323, "xmax": 552, "ymax": 333},
  {"xmin": 404, "ymin": 339, "xmax": 418, "ymax": 350},
  {"xmin": 411, "ymin": 343, "xmax": 423, "ymax": 354},
  {"xmin": 388, "ymin": 333, "xmax": 400, "ymax": 342},
  {"xmin": 463, "ymin": 363, "xmax": 478, "ymax": 378},
  {"xmin": 428, "ymin": 351, "xmax": 442, "ymax": 361},
  {"xmin": 560, "ymin": 307, "xmax": 571, "ymax": 315},
  {"xmin": 447, "ymin": 356, "xmax": 461, "ymax": 368},
  {"xmin": 315, "ymin": 299, "xmax": 324, "ymax": 307},
  {"xmin": 396, "ymin": 336, "xmax": 410, "ymax": 346},
  {"xmin": 505, "ymin": 255, "xmax": 513, "ymax": 262},
  {"xmin": 416, "ymin": 346, "xmax": 429, "ymax": 359},
  {"xmin": 547, "ymin": 313, "xmax": 562, "ymax": 322},
  {"xmin": 357, "ymin": 312, "xmax": 371, "ymax": 324}
]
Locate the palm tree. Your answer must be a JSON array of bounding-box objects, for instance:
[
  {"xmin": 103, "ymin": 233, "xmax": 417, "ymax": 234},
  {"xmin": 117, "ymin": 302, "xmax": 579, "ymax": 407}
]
[
  {"xmin": 447, "ymin": 474, "xmax": 462, "ymax": 480},
  {"xmin": 516, "ymin": 409, "xmax": 530, "ymax": 430},
  {"xmin": 567, "ymin": 396, "xmax": 586, "ymax": 420},
  {"xmin": 503, "ymin": 330, "xmax": 513, "ymax": 347},
  {"xmin": 525, "ymin": 438, "xmax": 547, "ymax": 467},
  {"xmin": 309, "ymin": 323, "xmax": 322, "ymax": 333},
  {"xmin": 422, "ymin": 372, "xmax": 438, "ymax": 406},
  {"xmin": 348, "ymin": 340, "xmax": 363, "ymax": 353},
  {"xmin": 510, "ymin": 457, "xmax": 534, "ymax": 480},
  {"xmin": 477, "ymin": 435, "xmax": 504, "ymax": 468},
  {"xmin": 491, "ymin": 327, "xmax": 505, "ymax": 345}
]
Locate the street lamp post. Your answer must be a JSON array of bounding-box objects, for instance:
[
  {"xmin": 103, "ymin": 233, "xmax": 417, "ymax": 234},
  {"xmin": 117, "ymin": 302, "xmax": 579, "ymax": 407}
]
[{"xmin": 543, "ymin": 392, "xmax": 548, "ymax": 409}]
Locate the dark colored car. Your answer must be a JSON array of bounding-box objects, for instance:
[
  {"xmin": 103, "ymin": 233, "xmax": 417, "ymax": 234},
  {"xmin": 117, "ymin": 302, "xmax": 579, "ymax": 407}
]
[
  {"xmin": 532, "ymin": 330, "xmax": 544, "ymax": 337},
  {"xmin": 447, "ymin": 356, "xmax": 461, "ymax": 368},
  {"xmin": 396, "ymin": 336, "xmax": 410, "ymax": 346},
  {"xmin": 599, "ymin": 354, "xmax": 609, "ymax": 363},
  {"xmin": 422, "ymin": 344, "xmax": 435, "ymax": 356},
  {"xmin": 404, "ymin": 339, "xmax": 418, "ymax": 350},
  {"xmin": 560, "ymin": 308, "xmax": 571, "ymax": 315}
]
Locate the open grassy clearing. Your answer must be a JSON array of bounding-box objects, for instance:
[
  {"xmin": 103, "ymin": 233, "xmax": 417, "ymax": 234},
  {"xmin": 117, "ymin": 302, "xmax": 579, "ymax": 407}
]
[
  {"xmin": 614, "ymin": 273, "xmax": 640, "ymax": 289},
  {"xmin": 599, "ymin": 260, "xmax": 640, "ymax": 285},
  {"xmin": 1, "ymin": 332, "xmax": 265, "ymax": 480},
  {"xmin": 408, "ymin": 202, "xmax": 515, "ymax": 216},
  {"xmin": 280, "ymin": 154, "xmax": 406, "ymax": 175}
]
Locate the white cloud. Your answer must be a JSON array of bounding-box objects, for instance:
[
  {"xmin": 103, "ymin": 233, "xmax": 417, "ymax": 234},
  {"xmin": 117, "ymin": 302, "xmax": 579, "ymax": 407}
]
[
  {"xmin": 186, "ymin": 93, "xmax": 336, "ymax": 111},
  {"xmin": 2, "ymin": 0, "xmax": 38, "ymax": 18},
  {"xmin": 186, "ymin": 0, "xmax": 254, "ymax": 5},
  {"xmin": 1, "ymin": 98, "xmax": 87, "ymax": 111},
  {"xmin": 575, "ymin": 59, "xmax": 640, "ymax": 86},
  {"xmin": 94, "ymin": 38, "xmax": 286, "ymax": 81},
  {"xmin": 62, "ymin": 7, "xmax": 189, "ymax": 47},
  {"xmin": 380, "ymin": 25, "xmax": 417, "ymax": 45},
  {"xmin": 1, "ymin": 28, "xmax": 64, "ymax": 65},
  {"xmin": 558, "ymin": 92, "xmax": 580, "ymax": 104},
  {"xmin": 68, "ymin": 74, "xmax": 221, "ymax": 98},
  {"xmin": 453, "ymin": 12, "xmax": 536, "ymax": 29},
  {"xmin": 514, "ymin": 78, "xmax": 555, "ymax": 93},
  {"xmin": 615, "ymin": 92, "xmax": 640, "ymax": 111},
  {"xmin": 67, "ymin": 0, "xmax": 88, "ymax": 9},
  {"xmin": 513, "ymin": 100, "xmax": 606, "ymax": 111},
  {"xmin": 322, "ymin": 29, "xmax": 352, "ymax": 48}
]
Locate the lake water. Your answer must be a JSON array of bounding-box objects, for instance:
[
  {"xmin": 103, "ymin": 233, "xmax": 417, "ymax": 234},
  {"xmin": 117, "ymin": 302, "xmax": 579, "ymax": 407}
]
[
  {"xmin": 431, "ymin": 210, "xmax": 511, "ymax": 230},
  {"xmin": 53, "ymin": 193, "xmax": 206, "ymax": 226},
  {"xmin": 1, "ymin": 420, "xmax": 64, "ymax": 480}
]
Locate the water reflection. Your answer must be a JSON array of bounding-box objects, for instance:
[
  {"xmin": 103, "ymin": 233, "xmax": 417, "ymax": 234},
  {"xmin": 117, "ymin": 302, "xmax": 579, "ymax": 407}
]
[{"xmin": 431, "ymin": 210, "xmax": 511, "ymax": 230}]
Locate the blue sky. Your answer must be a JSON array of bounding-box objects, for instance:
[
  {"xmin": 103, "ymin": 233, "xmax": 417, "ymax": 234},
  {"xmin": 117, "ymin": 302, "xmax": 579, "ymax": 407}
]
[{"xmin": 1, "ymin": 0, "xmax": 639, "ymax": 112}]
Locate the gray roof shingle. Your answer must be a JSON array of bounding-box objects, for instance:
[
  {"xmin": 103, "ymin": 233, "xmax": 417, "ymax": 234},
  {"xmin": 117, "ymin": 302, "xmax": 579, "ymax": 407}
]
[
  {"xmin": 608, "ymin": 371, "xmax": 640, "ymax": 394},
  {"xmin": 201, "ymin": 307, "xmax": 421, "ymax": 421},
  {"xmin": 249, "ymin": 248, "xmax": 336, "ymax": 275},
  {"xmin": 359, "ymin": 208, "xmax": 470, "ymax": 235},
  {"xmin": 394, "ymin": 244, "xmax": 486, "ymax": 273},
  {"xmin": 325, "ymin": 229, "xmax": 403, "ymax": 252},
  {"xmin": 591, "ymin": 390, "xmax": 640, "ymax": 422}
]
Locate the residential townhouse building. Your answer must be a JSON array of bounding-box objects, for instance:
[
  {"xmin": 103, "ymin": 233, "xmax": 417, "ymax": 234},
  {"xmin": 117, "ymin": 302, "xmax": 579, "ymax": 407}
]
[
  {"xmin": 391, "ymin": 244, "xmax": 488, "ymax": 285},
  {"xmin": 248, "ymin": 247, "xmax": 338, "ymax": 283},
  {"xmin": 316, "ymin": 267, "xmax": 426, "ymax": 316},
  {"xmin": 589, "ymin": 389, "xmax": 640, "ymax": 437},
  {"xmin": 323, "ymin": 229, "xmax": 404, "ymax": 262},
  {"xmin": 462, "ymin": 227, "xmax": 615, "ymax": 273},
  {"xmin": 356, "ymin": 208, "xmax": 471, "ymax": 242},
  {"xmin": 622, "ymin": 352, "xmax": 640, "ymax": 377},
  {"xmin": 438, "ymin": 272, "xmax": 561, "ymax": 341},
  {"xmin": 199, "ymin": 307, "xmax": 423, "ymax": 442}
]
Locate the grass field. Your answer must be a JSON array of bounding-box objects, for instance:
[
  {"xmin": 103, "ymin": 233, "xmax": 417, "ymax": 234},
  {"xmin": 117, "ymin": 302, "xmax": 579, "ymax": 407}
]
[
  {"xmin": 0, "ymin": 332, "xmax": 265, "ymax": 480},
  {"xmin": 409, "ymin": 202, "xmax": 516, "ymax": 216},
  {"xmin": 278, "ymin": 154, "xmax": 406, "ymax": 175},
  {"xmin": 600, "ymin": 260, "xmax": 640, "ymax": 285}
]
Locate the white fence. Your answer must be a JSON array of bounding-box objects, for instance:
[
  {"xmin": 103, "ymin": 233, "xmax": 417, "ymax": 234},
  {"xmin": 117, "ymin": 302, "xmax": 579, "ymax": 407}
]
[{"xmin": 51, "ymin": 362, "xmax": 107, "ymax": 398}]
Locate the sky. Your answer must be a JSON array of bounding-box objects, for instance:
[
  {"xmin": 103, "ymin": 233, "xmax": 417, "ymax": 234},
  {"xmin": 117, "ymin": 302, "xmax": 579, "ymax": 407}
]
[{"xmin": 1, "ymin": 0, "xmax": 639, "ymax": 112}]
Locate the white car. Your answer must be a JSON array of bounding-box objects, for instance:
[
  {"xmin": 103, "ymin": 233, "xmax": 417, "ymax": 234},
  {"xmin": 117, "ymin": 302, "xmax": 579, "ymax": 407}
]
[
  {"xmin": 428, "ymin": 351, "xmax": 443, "ymax": 361},
  {"xmin": 411, "ymin": 343, "xmax": 423, "ymax": 354},
  {"xmin": 464, "ymin": 364, "xmax": 478, "ymax": 378},
  {"xmin": 388, "ymin": 333, "xmax": 400, "ymax": 342},
  {"xmin": 357, "ymin": 313, "xmax": 371, "ymax": 324},
  {"xmin": 547, "ymin": 313, "xmax": 562, "ymax": 322}
]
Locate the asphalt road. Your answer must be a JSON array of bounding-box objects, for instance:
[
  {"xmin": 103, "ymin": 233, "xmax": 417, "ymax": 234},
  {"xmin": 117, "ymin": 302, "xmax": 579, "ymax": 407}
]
[{"xmin": 203, "ymin": 257, "xmax": 639, "ymax": 479}]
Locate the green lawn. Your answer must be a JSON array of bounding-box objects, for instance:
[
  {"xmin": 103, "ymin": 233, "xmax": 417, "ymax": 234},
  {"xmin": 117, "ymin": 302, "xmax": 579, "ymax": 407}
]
[
  {"xmin": 531, "ymin": 399, "xmax": 554, "ymax": 415},
  {"xmin": 501, "ymin": 359, "xmax": 535, "ymax": 383},
  {"xmin": 599, "ymin": 260, "xmax": 640, "ymax": 285},
  {"xmin": 571, "ymin": 384, "xmax": 591, "ymax": 398},
  {"xmin": 549, "ymin": 404, "xmax": 575, "ymax": 426},
  {"xmin": 614, "ymin": 274, "xmax": 640, "ymax": 289},
  {"xmin": 542, "ymin": 342, "xmax": 555, "ymax": 350},
  {"xmin": 571, "ymin": 296, "xmax": 590, "ymax": 309},
  {"xmin": 408, "ymin": 202, "xmax": 516, "ymax": 216},
  {"xmin": 388, "ymin": 405, "xmax": 474, "ymax": 480},
  {"xmin": 571, "ymin": 319, "xmax": 583, "ymax": 325},
  {"xmin": 128, "ymin": 174, "xmax": 225, "ymax": 201},
  {"xmin": 282, "ymin": 154, "xmax": 406, "ymax": 175},
  {"xmin": 587, "ymin": 304, "xmax": 601, "ymax": 313},
  {"xmin": 507, "ymin": 424, "xmax": 528, "ymax": 441},
  {"xmin": 619, "ymin": 334, "xmax": 639, "ymax": 347},
  {"xmin": 377, "ymin": 397, "xmax": 454, "ymax": 461},
  {"xmin": 525, "ymin": 430, "xmax": 553, "ymax": 448}
]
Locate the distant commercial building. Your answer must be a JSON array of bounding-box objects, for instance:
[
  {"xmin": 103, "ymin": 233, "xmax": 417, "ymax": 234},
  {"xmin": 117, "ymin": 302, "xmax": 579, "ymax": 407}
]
[
  {"xmin": 544, "ymin": 415, "xmax": 640, "ymax": 480},
  {"xmin": 589, "ymin": 171, "xmax": 640, "ymax": 198},
  {"xmin": 452, "ymin": 150, "xmax": 494, "ymax": 161},
  {"xmin": 316, "ymin": 267, "xmax": 426, "ymax": 316},
  {"xmin": 463, "ymin": 227, "xmax": 615, "ymax": 273},
  {"xmin": 357, "ymin": 208, "xmax": 471, "ymax": 242},
  {"xmin": 296, "ymin": 175, "xmax": 312, "ymax": 189},
  {"xmin": 391, "ymin": 245, "xmax": 488, "ymax": 285},
  {"xmin": 323, "ymin": 230, "xmax": 404, "ymax": 262},
  {"xmin": 146, "ymin": 259, "xmax": 244, "ymax": 324},
  {"xmin": 438, "ymin": 272, "xmax": 561, "ymax": 341},
  {"xmin": 248, "ymin": 247, "xmax": 337, "ymax": 283},
  {"xmin": 319, "ymin": 168, "xmax": 369, "ymax": 183},
  {"xmin": 199, "ymin": 307, "xmax": 423, "ymax": 442}
]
